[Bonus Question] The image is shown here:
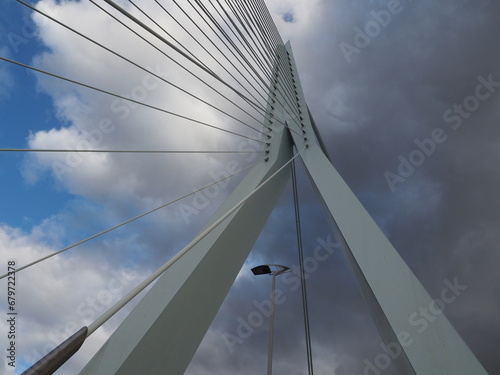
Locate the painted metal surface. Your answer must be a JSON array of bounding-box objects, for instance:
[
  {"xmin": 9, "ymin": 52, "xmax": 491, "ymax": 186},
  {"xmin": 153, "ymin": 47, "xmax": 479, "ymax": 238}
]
[{"xmin": 285, "ymin": 42, "xmax": 488, "ymax": 375}]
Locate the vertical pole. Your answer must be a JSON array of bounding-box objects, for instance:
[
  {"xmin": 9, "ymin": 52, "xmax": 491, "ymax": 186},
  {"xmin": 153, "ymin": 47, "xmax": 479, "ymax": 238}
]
[
  {"xmin": 292, "ymin": 160, "xmax": 314, "ymax": 375},
  {"xmin": 267, "ymin": 273, "xmax": 276, "ymax": 375},
  {"xmin": 284, "ymin": 41, "xmax": 489, "ymax": 375}
]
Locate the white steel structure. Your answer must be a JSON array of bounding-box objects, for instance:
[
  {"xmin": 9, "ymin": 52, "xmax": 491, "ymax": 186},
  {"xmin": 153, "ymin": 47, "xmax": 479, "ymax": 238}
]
[
  {"xmin": 7, "ymin": 1, "xmax": 488, "ymax": 374},
  {"xmin": 76, "ymin": 42, "xmax": 488, "ymax": 375}
]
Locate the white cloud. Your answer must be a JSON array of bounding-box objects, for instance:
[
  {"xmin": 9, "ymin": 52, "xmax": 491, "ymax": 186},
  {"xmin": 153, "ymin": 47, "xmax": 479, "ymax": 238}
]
[{"xmin": 0, "ymin": 219, "xmax": 153, "ymax": 374}]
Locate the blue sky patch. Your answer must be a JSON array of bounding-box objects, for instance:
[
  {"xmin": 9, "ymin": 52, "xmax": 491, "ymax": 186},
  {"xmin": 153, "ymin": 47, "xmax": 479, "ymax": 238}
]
[{"xmin": 282, "ymin": 12, "xmax": 295, "ymax": 23}]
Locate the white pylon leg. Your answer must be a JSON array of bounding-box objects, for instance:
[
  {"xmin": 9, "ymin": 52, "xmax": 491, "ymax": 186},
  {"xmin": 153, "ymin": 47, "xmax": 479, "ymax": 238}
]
[{"xmin": 284, "ymin": 42, "xmax": 488, "ymax": 375}]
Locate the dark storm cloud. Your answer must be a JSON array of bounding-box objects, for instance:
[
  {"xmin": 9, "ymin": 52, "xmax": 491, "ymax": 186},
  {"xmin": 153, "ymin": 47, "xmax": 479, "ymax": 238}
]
[{"xmin": 187, "ymin": 0, "xmax": 500, "ymax": 374}]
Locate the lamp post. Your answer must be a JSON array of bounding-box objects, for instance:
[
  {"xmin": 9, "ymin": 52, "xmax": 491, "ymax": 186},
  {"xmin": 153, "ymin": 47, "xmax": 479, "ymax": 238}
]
[{"xmin": 251, "ymin": 264, "xmax": 289, "ymax": 375}]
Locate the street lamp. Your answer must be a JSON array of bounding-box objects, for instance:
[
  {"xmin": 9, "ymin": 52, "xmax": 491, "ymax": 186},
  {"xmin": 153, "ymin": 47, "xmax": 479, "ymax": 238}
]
[{"xmin": 251, "ymin": 264, "xmax": 289, "ymax": 375}]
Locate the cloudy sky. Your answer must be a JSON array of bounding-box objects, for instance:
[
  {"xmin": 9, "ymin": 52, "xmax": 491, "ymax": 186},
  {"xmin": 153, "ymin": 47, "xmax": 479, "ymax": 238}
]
[{"xmin": 1, "ymin": 0, "xmax": 499, "ymax": 374}]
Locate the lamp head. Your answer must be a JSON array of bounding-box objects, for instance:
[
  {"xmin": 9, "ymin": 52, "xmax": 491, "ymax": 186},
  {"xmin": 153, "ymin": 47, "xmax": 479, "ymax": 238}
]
[{"xmin": 251, "ymin": 265, "xmax": 272, "ymax": 275}]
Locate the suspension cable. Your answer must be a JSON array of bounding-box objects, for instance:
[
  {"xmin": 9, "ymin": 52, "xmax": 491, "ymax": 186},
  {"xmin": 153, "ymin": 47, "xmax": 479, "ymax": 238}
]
[
  {"xmin": 216, "ymin": 0, "xmax": 274, "ymax": 83},
  {"xmin": 152, "ymin": 0, "xmax": 266, "ymax": 120},
  {"xmin": 91, "ymin": 0, "xmax": 267, "ymax": 125},
  {"xmin": 136, "ymin": 0, "xmax": 302, "ymax": 136},
  {"xmin": 169, "ymin": 0, "xmax": 269, "ymax": 110},
  {"xmin": 0, "ymin": 148, "xmax": 263, "ymax": 154},
  {"xmin": 101, "ymin": 0, "xmax": 268, "ymax": 114},
  {"xmin": 127, "ymin": 0, "xmax": 212, "ymax": 73},
  {"xmin": 191, "ymin": 0, "xmax": 273, "ymax": 92},
  {"xmin": 204, "ymin": 0, "xmax": 304, "ymax": 130},
  {"xmin": 291, "ymin": 158, "xmax": 314, "ymax": 375}
]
